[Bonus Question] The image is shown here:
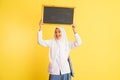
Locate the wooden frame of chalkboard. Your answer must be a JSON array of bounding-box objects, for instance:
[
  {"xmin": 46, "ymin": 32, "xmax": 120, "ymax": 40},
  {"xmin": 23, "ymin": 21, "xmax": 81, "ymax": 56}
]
[{"xmin": 42, "ymin": 5, "xmax": 75, "ymax": 25}]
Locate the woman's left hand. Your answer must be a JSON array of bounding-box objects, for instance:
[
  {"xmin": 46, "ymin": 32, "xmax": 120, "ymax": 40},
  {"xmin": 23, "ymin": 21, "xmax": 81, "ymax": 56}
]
[
  {"xmin": 72, "ymin": 24, "xmax": 76, "ymax": 30},
  {"xmin": 72, "ymin": 24, "xmax": 77, "ymax": 34}
]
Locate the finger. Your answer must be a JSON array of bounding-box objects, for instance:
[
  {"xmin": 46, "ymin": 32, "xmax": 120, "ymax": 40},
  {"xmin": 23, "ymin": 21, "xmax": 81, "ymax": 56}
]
[{"xmin": 72, "ymin": 24, "xmax": 75, "ymax": 27}]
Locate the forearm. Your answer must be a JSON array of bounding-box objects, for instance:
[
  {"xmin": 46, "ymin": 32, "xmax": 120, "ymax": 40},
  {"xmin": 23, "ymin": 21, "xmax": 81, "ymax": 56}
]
[
  {"xmin": 74, "ymin": 33, "xmax": 82, "ymax": 47},
  {"xmin": 38, "ymin": 30, "xmax": 43, "ymax": 44},
  {"xmin": 72, "ymin": 25, "xmax": 82, "ymax": 46},
  {"xmin": 69, "ymin": 33, "xmax": 82, "ymax": 49},
  {"xmin": 39, "ymin": 26, "xmax": 42, "ymax": 31},
  {"xmin": 39, "ymin": 20, "xmax": 43, "ymax": 31},
  {"xmin": 72, "ymin": 28, "xmax": 77, "ymax": 34}
]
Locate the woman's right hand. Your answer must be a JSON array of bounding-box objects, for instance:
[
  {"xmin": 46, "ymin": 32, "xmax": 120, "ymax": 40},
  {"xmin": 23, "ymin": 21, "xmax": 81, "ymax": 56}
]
[{"xmin": 39, "ymin": 20, "xmax": 44, "ymax": 30}]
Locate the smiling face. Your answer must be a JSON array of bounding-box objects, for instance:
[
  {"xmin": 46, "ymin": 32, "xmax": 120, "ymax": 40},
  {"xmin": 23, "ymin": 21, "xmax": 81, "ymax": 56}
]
[{"xmin": 54, "ymin": 28, "xmax": 62, "ymax": 40}]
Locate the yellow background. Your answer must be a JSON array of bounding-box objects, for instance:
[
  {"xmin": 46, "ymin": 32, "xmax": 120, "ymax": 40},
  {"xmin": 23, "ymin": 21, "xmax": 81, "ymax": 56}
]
[{"xmin": 0, "ymin": 0, "xmax": 120, "ymax": 80}]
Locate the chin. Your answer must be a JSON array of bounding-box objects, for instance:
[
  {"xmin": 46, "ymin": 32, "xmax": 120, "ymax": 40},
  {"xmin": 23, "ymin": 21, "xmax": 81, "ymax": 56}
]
[{"xmin": 55, "ymin": 37, "xmax": 61, "ymax": 40}]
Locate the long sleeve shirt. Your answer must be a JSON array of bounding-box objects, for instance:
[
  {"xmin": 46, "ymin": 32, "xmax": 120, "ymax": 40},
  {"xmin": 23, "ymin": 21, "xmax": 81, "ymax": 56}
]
[{"xmin": 38, "ymin": 30, "xmax": 82, "ymax": 75}]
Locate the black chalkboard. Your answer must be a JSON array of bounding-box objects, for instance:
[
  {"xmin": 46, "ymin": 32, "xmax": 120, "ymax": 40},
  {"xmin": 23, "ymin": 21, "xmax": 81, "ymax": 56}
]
[{"xmin": 43, "ymin": 6, "xmax": 74, "ymax": 24}]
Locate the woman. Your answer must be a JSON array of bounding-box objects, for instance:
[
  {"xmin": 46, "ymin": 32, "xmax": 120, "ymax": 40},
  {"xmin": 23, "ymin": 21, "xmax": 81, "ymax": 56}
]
[{"xmin": 38, "ymin": 20, "xmax": 82, "ymax": 80}]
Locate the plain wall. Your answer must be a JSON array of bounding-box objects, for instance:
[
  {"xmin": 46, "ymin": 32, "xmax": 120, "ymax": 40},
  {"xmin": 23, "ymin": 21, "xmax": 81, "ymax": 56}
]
[{"xmin": 0, "ymin": 0, "xmax": 120, "ymax": 80}]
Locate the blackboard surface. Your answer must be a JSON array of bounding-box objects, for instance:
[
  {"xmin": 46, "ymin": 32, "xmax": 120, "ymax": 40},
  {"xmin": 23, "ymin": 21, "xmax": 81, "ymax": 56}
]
[{"xmin": 43, "ymin": 6, "xmax": 74, "ymax": 24}]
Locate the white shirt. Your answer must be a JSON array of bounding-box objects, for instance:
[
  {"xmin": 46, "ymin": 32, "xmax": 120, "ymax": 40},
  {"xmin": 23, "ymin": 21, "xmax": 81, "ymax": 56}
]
[{"xmin": 38, "ymin": 30, "xmax": 82, "ymax": 75}]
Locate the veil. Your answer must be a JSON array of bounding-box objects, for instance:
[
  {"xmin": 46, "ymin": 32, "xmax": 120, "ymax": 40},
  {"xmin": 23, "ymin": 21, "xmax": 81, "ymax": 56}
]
[
  {"xmin": 49, "ymin": 26, "xmax": 69, "ymax": 63},
  {"xmin": 53, "ymin": 26, "xmax": 69, "ymax": 49}
]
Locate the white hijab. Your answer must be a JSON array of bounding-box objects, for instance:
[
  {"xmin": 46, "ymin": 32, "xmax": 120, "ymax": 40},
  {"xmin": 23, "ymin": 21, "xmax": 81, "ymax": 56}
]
[
  {"xmin": 53, "ymin": 26, "xmax": 69, "ymax": 50},
  {"xmin": 49, "ymin": 26, "xmax": 70, "ymax": 63}
]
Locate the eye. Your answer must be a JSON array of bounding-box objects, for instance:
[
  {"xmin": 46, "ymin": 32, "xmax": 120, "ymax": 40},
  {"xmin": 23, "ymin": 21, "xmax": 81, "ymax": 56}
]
[
  {"xmin": 55, "ymin": 31, "xmax": 57, "ymax": 33},
  {"xmin": 59, "ymin": 31, "xmax": 61, "ymax": 33}
]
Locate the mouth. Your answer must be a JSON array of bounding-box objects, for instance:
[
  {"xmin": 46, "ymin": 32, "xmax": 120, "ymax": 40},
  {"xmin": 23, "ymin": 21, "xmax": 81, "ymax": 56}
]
[{"xmin": 56, "ymin": 35, "xmax": 61, "ymax": 39}]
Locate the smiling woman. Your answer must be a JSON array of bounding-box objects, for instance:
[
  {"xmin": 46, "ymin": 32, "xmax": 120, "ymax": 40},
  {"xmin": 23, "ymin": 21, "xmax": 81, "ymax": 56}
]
[
  {"xmin": 0, "ymin": 0, "xmax": 120, "ymax": 80},
  {"xmin": 38, "ymin": 20, "xmax": 82, "ymax": 80},
  {"xmin": 54, "ymin": 28, "xmax": 62, "ymax": 40}
]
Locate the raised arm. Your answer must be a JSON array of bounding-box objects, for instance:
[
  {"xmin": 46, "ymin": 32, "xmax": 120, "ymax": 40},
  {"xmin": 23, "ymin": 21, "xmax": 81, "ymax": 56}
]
[
  {"xmin": 69, "ymin": 24, "xmax": 82, "ymax": 49},
  {"xmin": 37, "ymin": 20, "xmax": 51, "ymax": 47}
]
